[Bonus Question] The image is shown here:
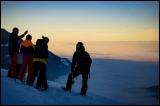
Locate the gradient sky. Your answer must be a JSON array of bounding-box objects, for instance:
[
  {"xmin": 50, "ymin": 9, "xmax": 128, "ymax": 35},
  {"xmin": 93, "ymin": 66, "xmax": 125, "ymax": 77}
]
[{"xmin": 1, "ymin": 1, "xmax": 159, "ymax": 43}]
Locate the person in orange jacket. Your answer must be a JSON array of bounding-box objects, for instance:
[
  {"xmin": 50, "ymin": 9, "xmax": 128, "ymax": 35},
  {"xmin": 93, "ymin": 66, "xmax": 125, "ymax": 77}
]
[{"xmin": 18, "ymin": 34, "xmax": 35, "ymax": 85}]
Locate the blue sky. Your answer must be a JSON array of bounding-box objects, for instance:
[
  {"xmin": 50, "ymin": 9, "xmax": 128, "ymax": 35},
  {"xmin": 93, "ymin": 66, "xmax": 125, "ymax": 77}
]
[{"xmin": 1, "ymin": 1, "xmax": 159, "ymax": 42}]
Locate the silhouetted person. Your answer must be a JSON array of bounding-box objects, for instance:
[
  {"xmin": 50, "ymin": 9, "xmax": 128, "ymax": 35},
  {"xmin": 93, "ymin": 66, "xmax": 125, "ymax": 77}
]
[
  {"xmin": 8, "ymin": 27, "xmax": 28, "ymax": 78},
  {"xmin": 18, "ymin": 35, "xmax": 35, "ymax": 85},
  {"xmin": 65, "ymin": 42, "xmax": 92, "ymax": 95},
  {"xmin": 29, "ymin": 36, "xmax": 49, "ymax": 90}
]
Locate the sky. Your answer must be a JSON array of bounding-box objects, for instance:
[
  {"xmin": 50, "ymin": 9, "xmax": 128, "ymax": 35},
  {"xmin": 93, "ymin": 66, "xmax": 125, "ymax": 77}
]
[{"xmin": 1, "ymin": 1, "xmax": 159, "ymax": 43}]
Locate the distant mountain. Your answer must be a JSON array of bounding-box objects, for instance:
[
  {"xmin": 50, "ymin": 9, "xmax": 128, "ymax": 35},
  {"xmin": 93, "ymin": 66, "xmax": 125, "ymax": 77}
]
[
  {"xmin": 1, "ymin": 28, "xmax": 10, "ymax": 44},
  {"xmin": 1, "ymin": 28, "xmax": 10, "ymax": 68},
  {"xmin": 47, "ymin": 52, "xmax": 71, "ymax": 80},
  {"xmin": 1, "ymin": 28, "xmax": 71, "ymax": 81}
]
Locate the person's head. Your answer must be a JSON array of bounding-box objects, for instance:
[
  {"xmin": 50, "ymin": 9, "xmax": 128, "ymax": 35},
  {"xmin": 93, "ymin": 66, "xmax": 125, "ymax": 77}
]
[
  {"xmin": 42, "ymin": 36, "xmax": 49, "ymax": 43},
  {"xmin": 76, "ymin": 42, "xmax": 85, "ymax": 51},
  {"xmin": 12, "ymin": 27, "xmax": 19, "ymax": 35},
  {"xmin": 26, "ymin": 34, "xmax": 32, "ymax": 40}
]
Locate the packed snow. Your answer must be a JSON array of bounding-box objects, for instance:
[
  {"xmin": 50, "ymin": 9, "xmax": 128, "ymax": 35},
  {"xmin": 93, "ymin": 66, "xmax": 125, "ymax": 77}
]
[
  {"xmin": 1, "ymin": 58, "xmax": 159, "ymax": 105},
  {"xmin": 1, "ymin": 69, "xmax": 121, "ymax": 105},
  {"xmin": 60, "ymin": 58, "xmax": 70, "ymax": 66},
  {"xmin": 55, "ymin": 58, "xmax": 159, "ymax": 105}
]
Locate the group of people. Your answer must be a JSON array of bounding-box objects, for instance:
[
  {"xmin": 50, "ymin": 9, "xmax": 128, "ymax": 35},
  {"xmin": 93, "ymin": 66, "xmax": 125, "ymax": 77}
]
[
  {"xmin": 8, "ymin": 27, "xmax": 92, "ymax": 96},
  {"xmin": 8, "ymin": 27, "xmax": 49, "ymax": 90}
]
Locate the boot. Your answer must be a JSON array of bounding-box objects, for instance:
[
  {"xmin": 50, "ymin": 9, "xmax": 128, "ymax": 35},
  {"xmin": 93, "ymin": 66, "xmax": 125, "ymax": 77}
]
[{"xmin": 80, "ymin": 89, "xmax": 86, "ymax": 96}]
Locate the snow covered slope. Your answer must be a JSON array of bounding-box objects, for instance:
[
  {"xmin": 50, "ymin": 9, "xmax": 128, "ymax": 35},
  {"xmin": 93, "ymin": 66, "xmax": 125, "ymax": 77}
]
[
  {"xmin": 55, "ymin": 58, "xmax": 159, "ymax": 105},
  {"xmin": 1, "ymin": 69, "xmax": 121, "ymax": 105}
]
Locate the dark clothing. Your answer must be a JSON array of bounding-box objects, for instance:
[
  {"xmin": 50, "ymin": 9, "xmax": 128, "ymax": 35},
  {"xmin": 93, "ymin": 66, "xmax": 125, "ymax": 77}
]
[
  {"xmin": 18, "ymin": 56, "xmax": 33, "ymax": 84},
  {"xmin": 34, "ymin": 39, "xmax": 48, "ymax": 58},
  {"xmin": 29, "ymin": 61, "xmax": 48, "ymax": 89},
  {"xmin": 8, "ymin": 33, "xmax": 24, "ymax": 55},
  {"xmin": 8, "ymin": 64, "xmax": 22, "ymax": 78},
  {"xmin": 15, "ymin": 64, "xmax": 22, "ymax": 77},
  {"xmin": 66, "ymin": 67, "xmax": 89, "ymax": 95},
  {"xmin": 71, "ymin": 51, "xmax": 92, "ymax": 71},
  {"xmin": 8, "ymin": 33, "xmax": 24, "ymax": 77},
  {"xmin": 66, "ymin": 50, "xmax": 92, "ymax": 95},
  {"xmin": 20, "ymin": 46, "xmax": 34, "ymax": 56},
  {"xmin": 18, "ymin": 40, "xmax": 34, "ymax": 83},
  {"xmin": 29, "ymin": 39, "xmax": 48, "ymax": 90},
  {"xmin": 20, "ymin": 40, "xmax": 35, "ymax": 56},
  {"xmin": 8, "ymin": 53, "xmax": 18, "ymax": 78}
]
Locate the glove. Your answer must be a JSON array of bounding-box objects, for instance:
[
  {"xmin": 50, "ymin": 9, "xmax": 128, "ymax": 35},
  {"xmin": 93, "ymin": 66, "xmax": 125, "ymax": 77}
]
[{"xmin": 23, "ymin": 30, "xmax": 28, "ymax": 35}]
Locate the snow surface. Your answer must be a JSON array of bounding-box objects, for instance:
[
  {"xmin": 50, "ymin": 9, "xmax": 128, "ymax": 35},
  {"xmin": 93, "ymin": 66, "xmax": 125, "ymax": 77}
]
[
  {"xmin": 1, "ymin": 69, "xmax": 121, "ymax": 105},
  {"xmin": 60, "ymin": 58, "xmax": 70, "ymax": 66},
  {"xmin": 55, "ymin": 58, "xmax": 159, "ymax": 105}
]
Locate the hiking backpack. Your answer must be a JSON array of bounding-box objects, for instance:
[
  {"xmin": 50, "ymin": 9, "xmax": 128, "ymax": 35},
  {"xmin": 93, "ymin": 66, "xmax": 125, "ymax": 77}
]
[{"xmin": 34, "ymin": 39, "xmax": 48, "ymax": 58}]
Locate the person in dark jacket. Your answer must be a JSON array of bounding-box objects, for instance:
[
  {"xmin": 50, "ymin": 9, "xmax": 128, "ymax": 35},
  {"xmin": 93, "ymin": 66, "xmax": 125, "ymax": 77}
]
[
  {"xmin": 29, "ymin": 36, "xmax": 49, "ymax": 90},
  {"xmin": 65, "ymin": 42, "xmax": 92, "ymax": 95},
  {"xmin": 18, "ymin": 34, "xmax": 35, "ymax": 85},
  {"xmin": 8, "ymin": 27, "xmax": 28, "ymax": 78}
]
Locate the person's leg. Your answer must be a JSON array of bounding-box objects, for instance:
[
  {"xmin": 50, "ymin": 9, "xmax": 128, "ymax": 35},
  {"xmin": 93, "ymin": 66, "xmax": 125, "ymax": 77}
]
[
  {"xmin": 8, "ymin": 53, "xmax": 18, "ymax": 77},
  {"xmin": 26, "ymin": 56, "xmax": 33, "ymax": 85},
  {"xmin": 40, "ymin": 63, "xmax": 48, "ymax": 90},
  {"xmin": 36, "ymin": 76, "xmax": 42, "ymax": 89},
  {"xmin": 17, "ymin": 55, "xmax": 27, "ymax": 81},
  {"xmin": 29, "ymin": 62, "xmax": 39, "ymax": 86},
  {"xmin": 36, "ymin": 62, "xmax": 44, "ymax": 89},
  {"xmin": 16, "ymin": 64, "xmax": 22, "ymax": 77},
  {"xmin": 8, "ymin": 55, "xmax": 14, "ymax": 77},
  {"xmin": 41, "ymin": 74, "xmax": 48, "ymax": 90},
  {"xmin": 81, "ymin": 70, "xmax": 89, "ymax": 95},
  {"xmin": 66, "ymin": 68, "xmax": 81, "ymax": 91}
]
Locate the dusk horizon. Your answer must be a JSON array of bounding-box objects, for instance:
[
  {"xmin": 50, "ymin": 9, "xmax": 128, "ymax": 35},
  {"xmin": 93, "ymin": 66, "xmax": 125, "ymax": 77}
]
[{"xmin": 1, "ymin": 1, "xmax": 159, "ymax": 105}]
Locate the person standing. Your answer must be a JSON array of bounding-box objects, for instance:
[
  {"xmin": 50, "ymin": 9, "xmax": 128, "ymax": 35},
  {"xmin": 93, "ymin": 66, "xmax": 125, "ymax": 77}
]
[
  {"xmin": 17, "ymin": 34, "xmax": 35, "ymax": 85},
  {"xmin": 29, "ymin": 36, "xmax": 49, "ymax": 90},
  {"xmin": 65, "ymin": 42, "xmax": 92, "ymax": 95},
  {"xmin": 8, "ymin": 27, "xmax": 28, "ymax": 78}
]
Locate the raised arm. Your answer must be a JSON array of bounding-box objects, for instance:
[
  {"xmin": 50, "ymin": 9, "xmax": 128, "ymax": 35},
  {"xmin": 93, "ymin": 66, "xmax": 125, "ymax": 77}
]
[{"xmin": 18, "ymin": 30, "xmax": 28, "ymax": 39}]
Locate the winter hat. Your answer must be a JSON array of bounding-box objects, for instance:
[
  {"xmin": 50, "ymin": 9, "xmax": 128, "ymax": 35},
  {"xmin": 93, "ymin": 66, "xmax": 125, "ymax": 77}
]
[
  {"xmin": 26, "ymin": 34, "xmax": 32, "ymax": 40},
  {"xmin": 12, "ymin": 27, "xmax": 19, "ymax": 32},
  {"xmin": 77, "ymin": 42, "xmax": 83, "ymax": 47},
  {"xmin": 76, "ymin": 42, "xmax": 85, "ymax": 51}
]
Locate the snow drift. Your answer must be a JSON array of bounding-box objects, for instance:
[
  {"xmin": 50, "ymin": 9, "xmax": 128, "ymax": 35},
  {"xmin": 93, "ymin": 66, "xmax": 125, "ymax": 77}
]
[{"xmin": 1, "ymin": 69, "xmax": 121, "ymax": 105}]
